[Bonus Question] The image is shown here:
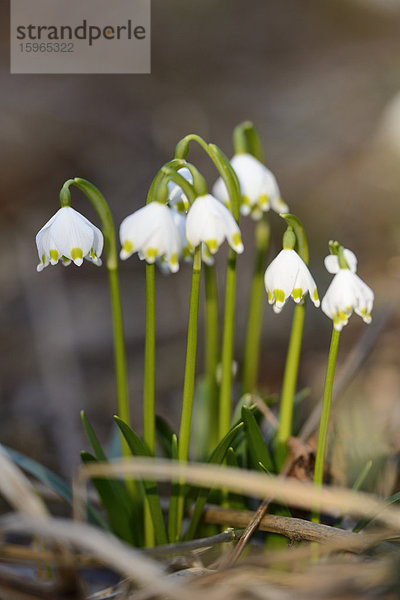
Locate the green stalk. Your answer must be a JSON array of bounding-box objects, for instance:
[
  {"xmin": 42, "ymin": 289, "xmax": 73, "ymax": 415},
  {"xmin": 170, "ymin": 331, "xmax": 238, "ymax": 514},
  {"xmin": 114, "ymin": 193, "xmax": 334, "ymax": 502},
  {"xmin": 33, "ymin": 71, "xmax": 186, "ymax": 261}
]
[
  {"xmin": 175, "ymin": 135, "xmax": 242, "ymax": 442},
  {"xmin": 176, "ymin": 245, "xmax": 202, "ymax": 537},
  {"xmin": 144, "ymin": 263, "xmax": 156, "ymax": 455},
  {"xmin": 275, "ymin": 213, "xmax": 310, "ymax": 468},
  {"xmin": 204, "ymin": 263, "xmax": 219, "ymax": 452},
  {"xmin": 312, "ymin": 327, "xmax": 341, "ymax": 523},
  {"xmin": 275, "ymin": 303, "xmax": 305, "ymax": 468},
  {"xmin": 218, "ymin": 249, "xmax": 237, "ymax": 440},
  {"xmin": 143, "ymin": 263, "xmax": 156, "ymax": 548},
  {"xmin": 107, "ymin": 268, "xmax": 130, "ymax": 428},
  {"xmin": 242, "ymin": 217, "xmax": 271, "ymax": 394},
  {"xmin": 60, "ymin": 178, "xmax": 130, "ymax": 436}
]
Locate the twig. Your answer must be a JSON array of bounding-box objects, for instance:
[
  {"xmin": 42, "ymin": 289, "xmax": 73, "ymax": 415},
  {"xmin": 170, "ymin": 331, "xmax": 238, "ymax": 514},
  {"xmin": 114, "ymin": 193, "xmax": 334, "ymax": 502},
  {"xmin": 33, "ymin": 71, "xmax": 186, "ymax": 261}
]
[
  {"xmin": 200, "ymin": 504, "xmax": 379, "ymax": 549},
  {"xmin": 146, "ymin": 529, "xmax": 242, "ymax": 557}
]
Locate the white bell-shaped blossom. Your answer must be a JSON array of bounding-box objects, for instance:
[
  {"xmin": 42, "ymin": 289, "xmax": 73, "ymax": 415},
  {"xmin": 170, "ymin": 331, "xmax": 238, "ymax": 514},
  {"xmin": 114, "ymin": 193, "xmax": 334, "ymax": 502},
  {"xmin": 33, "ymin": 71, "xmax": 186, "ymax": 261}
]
[
  {"xmin": 157, "ymin": 211, "xmax": 215, "ymax": 273},
  {"xmin": 212, "ymin": 153, "xmax": 289, "ymax": 219},
  {"xmin": 167, "ymin": 167, "xmax": 192, "ymax": 211},
  {"xmin": 36, "ymin": 206, "xmax": 103, "ymax": 272},
  {"xmin": 264, "ymin": 249, "xmax": 320, "ymax": 314},
  {"xmin": 321, "ymin": 249, "xmax": 374, "ymax": 331},
  {"xmin": 120, "ymin": 202, "xmax": 181, "ymax": 273},
  {"xmin": 185, "ymin": 194, "xmax": 244, "ymax": 255},
  {"xmin": 156, "ymin": 209, "xmax": 191, "ymax": 274}
]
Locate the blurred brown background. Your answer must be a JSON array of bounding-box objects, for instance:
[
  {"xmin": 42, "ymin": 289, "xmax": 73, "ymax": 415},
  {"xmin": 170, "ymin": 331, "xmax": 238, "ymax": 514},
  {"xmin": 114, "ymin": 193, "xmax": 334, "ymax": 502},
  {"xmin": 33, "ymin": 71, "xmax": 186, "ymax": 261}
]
[{"xmin": 1, "ymin": 0, "xmax": 399, "ymax": 482}]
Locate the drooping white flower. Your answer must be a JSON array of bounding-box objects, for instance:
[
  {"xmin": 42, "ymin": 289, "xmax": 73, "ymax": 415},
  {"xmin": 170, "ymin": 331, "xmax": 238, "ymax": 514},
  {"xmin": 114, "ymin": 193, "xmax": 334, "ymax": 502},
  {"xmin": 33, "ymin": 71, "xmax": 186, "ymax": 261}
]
[
  {"xmin": 212, "ymin": 153, "xmax": 289, "ymax": 219},
  {"xmin": 167, "ymin": 167, "xmax": 192, "ymax": 211},
  {"xmin": 36, "ymin": 206, "xmax": 103, "ymax": 272},
  {"xmin": 185, "ymin": 194, "xmax": 244, "ymax": 255},
  {"xmin": 119, "ymin": 202, "xmax": 181, "ymax": 272},
  {"xmin": 264, "ymin": 249, "xmax": 320, "ymax": 313},
  {"xmin": 156, "ymin": 209, "xmax": 191, "ymax": 274},
  {"xmin": 321, "ymin": 248, "xmax": 374, "ymax": 331}
]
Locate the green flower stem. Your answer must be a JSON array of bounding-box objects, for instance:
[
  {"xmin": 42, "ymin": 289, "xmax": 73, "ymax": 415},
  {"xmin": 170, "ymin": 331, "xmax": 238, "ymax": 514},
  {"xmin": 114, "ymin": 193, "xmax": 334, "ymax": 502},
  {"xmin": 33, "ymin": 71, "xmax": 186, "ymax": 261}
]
[
  {"xmin": 275, "ymin": 213, "xmax": 310, "ymax": 468},
  {"xmin": 275, "ymin": 303, "xmax": 305, "ymax": 468},
  {"xmin": 174, "ymin": 135, "xmax": 242, "ymax": 441},
  {"xmin": 143, "ymin": 166, "xmax": 195, "ymax": 465},
  {"xmin": 146, "ymin": 159, "xmax": 186, "ymax": 203},
  {"xmin": 60, "ymin": 178, "xmax": 130, "ymax": 438},
  {"xmin": 218, "ymin": 249, "xmax": 237, "ymax": 440},
  {"xmin": 176, "ymin": 244, "xmax": 202, "ymax": 537},
  {"xmin": 312, "ymin": 327, "xmax": 341, "ymax": 523},
  {"xmin": 242, "ymin": 217, "xmax": 271, "ymax": 394},
  {"xmin": 144, "ymin": 263, "xmax": 156, "ymax": 455},
  {"xmin": 204, "ymin": 263, "xmax": 219, "ymax": 452},
  {"xmin": 233, "ymin": 121, "xmax": 264, "ymax": 162}
]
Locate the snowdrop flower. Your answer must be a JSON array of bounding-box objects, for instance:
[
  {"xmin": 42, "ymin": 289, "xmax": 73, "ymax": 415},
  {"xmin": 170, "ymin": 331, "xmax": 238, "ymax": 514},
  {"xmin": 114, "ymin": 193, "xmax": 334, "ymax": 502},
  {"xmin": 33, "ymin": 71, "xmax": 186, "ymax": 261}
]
[
  {"xmin": 120, "ymin": 202, "xmax": 181, "ymax": 273},
  {"xmin": 156, "ymin": 209, "xmax": 191, "ymax": 274},
  {"xmin": 212, "ymin": 153, "xmax": 289, "ymax": 219},
  {"xmin": 167, "ymin": 167, "xmax": 192, "ymax": 211},
  {"xmin": 186, "ymin": 194, "xmax": 244, "ymax": 255},
  {"xmin": 36, "ymin": 206, "xmax": 103, "ymax": 272},
  {"xmin": 264, "ymin": 248, "xmax": 320, "ymax": 314},
  {"xmin": 321, "ymin": 247, "xmax": 374, "ymax": 331}
]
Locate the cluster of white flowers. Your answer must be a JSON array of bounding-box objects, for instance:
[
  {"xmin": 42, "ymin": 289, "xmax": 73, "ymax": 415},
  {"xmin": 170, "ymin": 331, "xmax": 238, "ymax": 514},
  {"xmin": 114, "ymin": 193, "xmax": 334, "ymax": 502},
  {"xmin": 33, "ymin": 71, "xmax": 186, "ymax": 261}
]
[
  {"xmin": 35, "ymin": 158, "xmax": 374, "ymax": 332},
  {"xmin": 264, "ymin": 244, "xmax": 374, "ymax": 330}
]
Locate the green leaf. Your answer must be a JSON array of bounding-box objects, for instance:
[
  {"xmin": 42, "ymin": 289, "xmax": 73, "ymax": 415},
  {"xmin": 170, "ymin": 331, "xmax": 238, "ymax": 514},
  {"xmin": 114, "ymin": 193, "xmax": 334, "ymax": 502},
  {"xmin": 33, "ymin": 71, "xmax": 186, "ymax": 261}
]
[
  {"xmin": 226, "ymin": 447, "xmax": 247, "ymax": 509},
  {"xmin": 2, "ymin": 445, "xmax": 106, "ymax": 529},
  {"xmin": 231, "ymin": 393, "xmax": 254, "ymax": 427},
  {"xmin": 353, "ymin": 489, "xmax": 400, "ymax": 533},
  {"xmin": 167, "ymin": 434, "xmax": 180, "ymax": 543},
  {"xmin": 81, "ymin": 410, "xmax": 107, "ymax": 460},
  {"xmin": 242, "ymin": 405, "xmax": 274, "ymax": 473},
  {"xmin": 114, "ymin": 416, "xmax": 168, "ymax": 545},
  {"xmin": 81, "ymin": 411, "xmax": 140, "ymax": 523},
  {"xmin": 81, "ymin": 451, "xmax": 136, "ymax": 545},
  {"xmin": 184, "ymin": 422, "xmax": 243, "ymax": 541},
  {"xmin": 155, "ymin": 415, "xmax": 176, "ymax": 458},
  {"xmin": 352, "ymin": 460, "xmax": 373, "ymax": 492},
  {"xmin": 190, "ymin": 376, "xmax": 215, "ymax": 461}
]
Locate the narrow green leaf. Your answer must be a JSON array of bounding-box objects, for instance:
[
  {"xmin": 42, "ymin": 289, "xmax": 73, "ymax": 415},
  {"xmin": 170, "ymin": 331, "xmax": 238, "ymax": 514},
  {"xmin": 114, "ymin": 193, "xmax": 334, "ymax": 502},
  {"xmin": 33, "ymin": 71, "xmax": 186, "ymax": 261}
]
[
  {"xmin": 155, "ymin": 415, "xmax": 176, "ymax": 458},
  {"xmin": 231, "ymin": 393, "xmax": 254, "ymax": 427},
  {"xmin": 81, "ymin": 411, "xmax": 107, "ymax": 460},
  {"xmin": 114, "ymin": 416, "xmax": 168, "ymax": 545},
  {"xmin": 352, "ymin": 460, "xmax": 373, "ymax": 492},
  {"xmin": 81, "ymin": 411, "xmax": 139, "ymax": 522},
  {"xmin": 242, "ymin": 406, "xmax": 274, "ymax": 473},
  {"xmin": 167, "ymin": 434, "xmax": 179, "ymax": 543},
  {"xmin": 226, "ymin": 447, "xmax": 247, "ymax": 509},
  {"xmin": 184, "ymin": 422, "xmax": 243, "ymax": 541},
  {"xmin": 353, "ymin": 489, "xmax": 400, "ymax": 533},
  {"xmin": 190, "ymin": 376, "xmax": 215, "ymax": 461},
  {"xmin": 226, "ymin": 447, "xmax": 239, "ymax": 468},
  {"xmin": 2, "ymin": 445, "xmax": 106, "ymax": 529},
  {"xmin": 81, "ymin": 451, "xmax": 136, "ymax": 544}
]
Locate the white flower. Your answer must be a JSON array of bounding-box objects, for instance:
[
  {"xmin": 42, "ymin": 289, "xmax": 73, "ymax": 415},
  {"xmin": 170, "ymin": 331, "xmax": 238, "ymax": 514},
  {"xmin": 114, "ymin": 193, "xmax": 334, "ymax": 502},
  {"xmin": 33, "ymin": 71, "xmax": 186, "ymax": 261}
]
[
  {"xmin": 321, "ymin": 249, "xmax": 374, "ymax": 331},
  {"xmin": 36, "ymin": 206, "xmax": 103, "ymax": 272},
  {"xmin": 185, "ymin": 194, "xmax": 244, "ymax": 255},
  {"xmin": 156, "ymin": 209, "xmax": 190, "ymax": 274},
  {"xmin": 212, "ymin": 153, "xmax": 289, "ymax": 219},
  {"xmin": 119, "ymin": 202, "xmax": 181, "ymax": 272},
  {"xmin": 264, "ymin": 249, "xmax": 320, "ymax": 313},
  {"xmin": 167, "ymin": 167, "xmax": 192, "ymax": 211}
]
